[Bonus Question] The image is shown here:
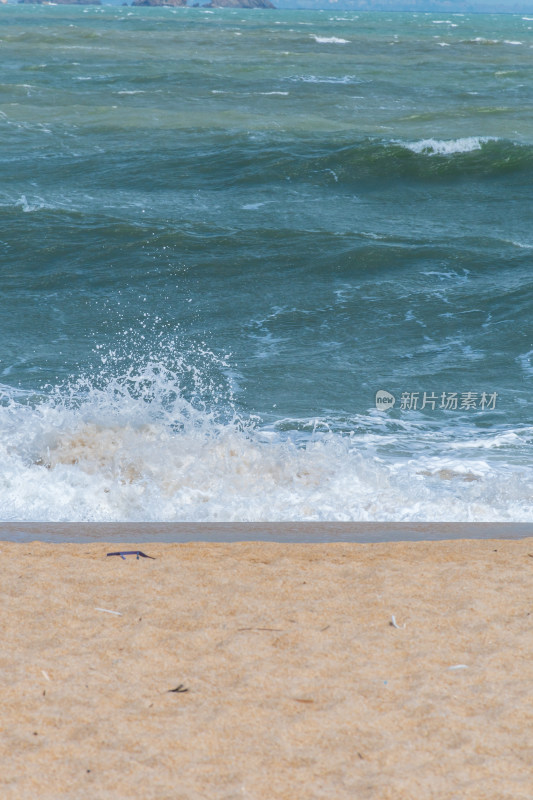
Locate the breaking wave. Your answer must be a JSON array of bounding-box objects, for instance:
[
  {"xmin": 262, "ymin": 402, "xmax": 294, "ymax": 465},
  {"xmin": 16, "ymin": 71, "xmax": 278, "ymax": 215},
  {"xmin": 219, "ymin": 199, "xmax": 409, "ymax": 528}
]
[
  {"xmin": 1, "ymin": 347, "xmax": 532, "ymax": 522},
  {"xmin": 401, "ymin": 137, "xmax": 497, "ymax": 156},
  {"xmin": 311, "ymin": 35, "xmax": 350, "ymax": 44},
  {"xmin": 123, "ymin": 136, "xmax": 533, "ymax": 191}
]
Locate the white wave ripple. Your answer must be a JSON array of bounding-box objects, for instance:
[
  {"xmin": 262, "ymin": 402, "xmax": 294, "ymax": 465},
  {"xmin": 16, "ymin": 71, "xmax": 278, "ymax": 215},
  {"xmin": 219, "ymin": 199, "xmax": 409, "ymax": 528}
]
[
  {"xmin": 401, "ymin": 137, "xmax": 497, "ymax": 156},
  {"xmin": 311, "ymin": 35, "xmax": 350, "ymax": 44}
]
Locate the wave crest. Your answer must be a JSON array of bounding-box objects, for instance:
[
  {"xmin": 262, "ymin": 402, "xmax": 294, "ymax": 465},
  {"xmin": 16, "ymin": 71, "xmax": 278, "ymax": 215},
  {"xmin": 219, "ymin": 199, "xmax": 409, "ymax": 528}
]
[
  {"xmin": 401, "ymin": 137, "xmax": 496, "ymax": 156},
  {"xmin": 1, "ymin": 361, "xmax": 532, "ymax": 522}
]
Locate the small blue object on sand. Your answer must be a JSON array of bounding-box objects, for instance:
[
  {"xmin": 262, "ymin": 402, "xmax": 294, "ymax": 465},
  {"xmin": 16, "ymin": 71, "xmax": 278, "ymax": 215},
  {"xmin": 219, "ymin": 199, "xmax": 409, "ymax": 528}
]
[{"xmin": 107, "ymin": 551, "xmax": 155, "ymax": 560}]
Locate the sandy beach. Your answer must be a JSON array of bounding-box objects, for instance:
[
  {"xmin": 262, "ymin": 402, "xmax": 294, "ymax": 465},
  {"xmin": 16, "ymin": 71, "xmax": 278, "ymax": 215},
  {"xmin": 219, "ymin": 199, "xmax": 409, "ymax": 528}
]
[{"xmin": 1, "ymin": 536, "xmax": 532, "ymax": 799}]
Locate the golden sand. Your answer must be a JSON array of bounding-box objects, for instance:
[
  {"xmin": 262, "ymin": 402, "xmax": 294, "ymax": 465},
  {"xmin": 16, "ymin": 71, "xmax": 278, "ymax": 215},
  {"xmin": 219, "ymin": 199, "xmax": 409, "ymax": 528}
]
[{"xmin": 1, "ymin": 538, "xmax": 532, "ymax": 799}]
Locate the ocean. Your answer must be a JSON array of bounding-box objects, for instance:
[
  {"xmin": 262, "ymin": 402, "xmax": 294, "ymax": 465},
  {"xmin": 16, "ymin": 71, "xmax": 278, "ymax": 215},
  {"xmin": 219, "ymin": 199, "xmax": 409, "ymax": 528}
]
[{"xmin": 1, "ymin": 5, "xmax": 532, "ymax": 522}]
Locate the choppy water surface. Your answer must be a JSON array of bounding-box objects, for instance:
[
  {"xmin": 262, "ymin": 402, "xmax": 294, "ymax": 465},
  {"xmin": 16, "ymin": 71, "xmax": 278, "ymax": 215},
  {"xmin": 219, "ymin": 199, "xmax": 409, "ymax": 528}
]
[{"xmin": 1, "ymin": 6, "xmax": 532, "ymax": 520}]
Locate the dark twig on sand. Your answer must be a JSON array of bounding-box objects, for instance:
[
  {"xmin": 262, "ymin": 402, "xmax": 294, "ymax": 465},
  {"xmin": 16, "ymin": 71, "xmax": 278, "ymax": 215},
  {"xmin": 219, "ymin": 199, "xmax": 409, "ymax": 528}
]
[{"xmin": 106, "ymin": 551, "xmax": 155, "ymax": 560}]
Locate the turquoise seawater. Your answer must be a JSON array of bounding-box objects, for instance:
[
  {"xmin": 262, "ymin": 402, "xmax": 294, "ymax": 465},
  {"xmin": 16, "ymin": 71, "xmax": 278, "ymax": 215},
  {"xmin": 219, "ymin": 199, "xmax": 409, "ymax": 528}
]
[{"xmin": 1, "ymin": 5, "xmax": 532, "ymax": 520}]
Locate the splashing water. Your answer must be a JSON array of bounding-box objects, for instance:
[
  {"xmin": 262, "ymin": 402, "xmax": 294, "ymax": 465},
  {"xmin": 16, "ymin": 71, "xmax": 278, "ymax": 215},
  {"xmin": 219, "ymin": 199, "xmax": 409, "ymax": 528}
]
[{"xmin": 1, "ymin": 340, "xmax": 532, "ymax": 522}]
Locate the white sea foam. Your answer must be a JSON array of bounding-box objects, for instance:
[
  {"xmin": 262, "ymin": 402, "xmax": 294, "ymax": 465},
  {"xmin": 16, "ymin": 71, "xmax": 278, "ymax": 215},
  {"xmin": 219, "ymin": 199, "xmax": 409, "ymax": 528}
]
[
  {"xmin": 0, "ymin": 362, "xmax": 532, "ymax": 522},
  {"xmin": 15, "ymin": 195, "xmax": 47, "ymax": 213},
  {"xmin": 289, "ymin": 75, "xmax": 359, "ymax": 85},
  {"xmin": 242, "ymin": 202, "xmax": 266, "ymax": 210},
  {"xmin": 466, "ymin": 37, "xmax": 499, "ymax": 44},
  {"xmin": 401, "ymin": 137, "xmax": 495, "ymax": 156},
  {"xmin": 506, "ymin": 239, "xmax": 533, "ymax": 249},
  {"xmin": 311, "ymin": 35, "xmax": 350, "ymax": 44}
]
